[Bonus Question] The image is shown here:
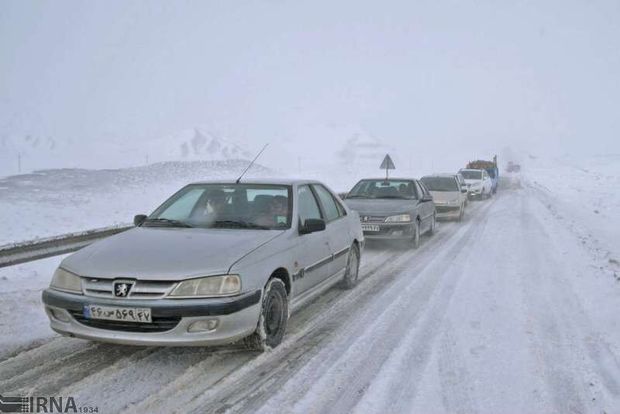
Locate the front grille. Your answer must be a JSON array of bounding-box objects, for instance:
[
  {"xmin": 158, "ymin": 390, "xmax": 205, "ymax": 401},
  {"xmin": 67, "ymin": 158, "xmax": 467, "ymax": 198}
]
[
  {"xmin": 82, "ymin": 279, "xmax": 176, "ymax": 299},
  {"xmin": 360, "ymin": 215, "xmax": 386, "ymax": 223},
  {"xmin": 69, "ymin": 310, "xmax": 181, "ymax": 333}
]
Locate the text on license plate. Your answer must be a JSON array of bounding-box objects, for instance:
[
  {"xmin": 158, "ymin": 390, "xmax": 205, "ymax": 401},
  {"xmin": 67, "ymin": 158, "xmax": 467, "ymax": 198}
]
[
  {"xmin": 361, "ymin": 224, "xmax": 380, "ymax": 232},
  {"xmin": 83, "ymin": 305, "xmax": 152, "ymax": 323}
]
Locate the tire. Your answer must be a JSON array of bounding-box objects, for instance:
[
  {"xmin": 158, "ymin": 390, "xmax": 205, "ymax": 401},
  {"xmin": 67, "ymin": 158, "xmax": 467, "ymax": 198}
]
[
  {"xmin": 411, "ymin": 220, "xmax": 421, "ymax": 249},
  {"xmin": 244, "ymin": 278, "xmax": 288, "ymax": 351},
  {"xmin": 457, "ymin": 205, "xmax": 464, "ymax": 222},
  {"xmin": 341, "ymin": 243, "xmax": 360, "ymax": 289},
  {"xmin": 428, "ymin": 214, "xmax": 436, "ymax": 236}
]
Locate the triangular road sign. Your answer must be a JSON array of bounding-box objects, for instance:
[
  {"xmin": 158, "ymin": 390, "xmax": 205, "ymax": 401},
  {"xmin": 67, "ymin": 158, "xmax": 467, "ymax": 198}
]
[{"xmin": 380, "ymin": 154, "xmax": 395, "ymax": 170}]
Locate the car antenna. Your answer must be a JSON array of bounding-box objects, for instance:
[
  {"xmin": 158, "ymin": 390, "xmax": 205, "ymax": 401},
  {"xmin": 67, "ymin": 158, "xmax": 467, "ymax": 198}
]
[{"xmin": 236, "ymin": 143, "xmax": 269, "ymax": 183}]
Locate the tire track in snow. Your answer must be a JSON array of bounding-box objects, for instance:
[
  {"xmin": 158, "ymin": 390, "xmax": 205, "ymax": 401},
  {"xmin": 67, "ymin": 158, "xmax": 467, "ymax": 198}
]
[
  {"xmin": 521, "ymin": 185, "xmax": 620, "ymax": 412},
  {"xmin": 188, "ymin": 200, "xmax": 495, "ymax": 414}
]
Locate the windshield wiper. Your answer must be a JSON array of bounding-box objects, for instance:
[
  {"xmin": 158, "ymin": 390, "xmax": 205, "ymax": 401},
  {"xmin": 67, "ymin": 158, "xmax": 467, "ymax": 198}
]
[
  {"xmin": 213, "ymin": 220, "xmax": 269, "ymax": 230},
  {"xmin": 143, "ymin": 218, "xmax": 193, "ymax": 228},
  {"xmin": 346, "ymin": 194, "xmax": 373, "ymax": 199},
  {"xmin": 377, "ymin": 195, "xmax": 409, "ymax": 199}
]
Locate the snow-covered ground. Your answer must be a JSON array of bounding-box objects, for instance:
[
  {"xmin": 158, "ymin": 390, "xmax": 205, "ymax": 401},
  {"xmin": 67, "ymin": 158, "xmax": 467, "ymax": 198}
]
[
  {"xmin": 0, "ymin": 159, "xmax": 272, "ymax": 245},
  {"xmin": 0, "ymin": 155, "xmax": 619, "ymax": 413}
]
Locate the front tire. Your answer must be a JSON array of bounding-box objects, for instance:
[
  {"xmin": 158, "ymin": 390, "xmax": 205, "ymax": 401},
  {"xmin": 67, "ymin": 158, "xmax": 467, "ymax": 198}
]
[
  {"xmin": 411, "ymin": 220, "xmax": 421, "ymax": 249},
  {"xmin": 341, "ymin": 244, "xmax": 360, "ymax": 289},
  {"xmin": 428, "ymin": 214, "xmax": 436, "ymax": 236},
  {"xmin": 244, "ymin": 278, "xmax": 288, "ymax": 351}
]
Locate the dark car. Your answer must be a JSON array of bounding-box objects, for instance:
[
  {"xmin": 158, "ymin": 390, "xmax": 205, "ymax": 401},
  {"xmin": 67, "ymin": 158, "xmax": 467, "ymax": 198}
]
[{"xmin": 343, "ymin": 178, "xmax": 436, "ymax": 248}]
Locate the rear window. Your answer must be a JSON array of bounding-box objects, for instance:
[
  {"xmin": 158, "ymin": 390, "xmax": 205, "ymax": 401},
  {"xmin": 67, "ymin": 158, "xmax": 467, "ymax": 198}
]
[{"xmin": 420, "ymin": 176, "xmax": 458, "ymax": 191}]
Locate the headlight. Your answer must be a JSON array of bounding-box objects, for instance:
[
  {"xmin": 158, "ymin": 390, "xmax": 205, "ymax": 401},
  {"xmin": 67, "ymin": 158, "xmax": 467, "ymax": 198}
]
[
  {"xmin": 169, "ymin": 274, "xmax": 241, "ymax": 298},
  {"xmin": 50, "ymin": 268, "xmax": 82, "ymax": 294},
  {"xmin": 385, "ymin": 214, "xmax": 412, "ymax": 223}
]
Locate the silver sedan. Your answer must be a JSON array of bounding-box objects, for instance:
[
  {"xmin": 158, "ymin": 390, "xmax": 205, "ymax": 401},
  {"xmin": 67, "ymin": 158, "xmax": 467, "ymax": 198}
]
[{"xmin": 42, "ymin": 179, "xmax": 364, "ymax": 350}]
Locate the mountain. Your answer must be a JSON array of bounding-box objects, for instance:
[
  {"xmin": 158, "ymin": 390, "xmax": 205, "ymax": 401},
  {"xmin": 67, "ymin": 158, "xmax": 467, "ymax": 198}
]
[
  {"xmin": 144, "ymin": 128, "xmax": 253, "ymax": 163},
  {"xmin": 0, "ymin": 127, "xmax": 253, "ymax": 178}
]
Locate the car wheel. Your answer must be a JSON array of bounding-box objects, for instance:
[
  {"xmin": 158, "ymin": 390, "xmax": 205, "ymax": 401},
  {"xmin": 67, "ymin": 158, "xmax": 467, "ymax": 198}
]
[
  {"xmin": 457, "ymin": 205, "xmax": 464, "ymax": 222},
  {"xmin": 341, "ymin": 243, "xmax": 360, "ymax": 289},
  {"xmin": 428, "ymin": 214, "xmax": 436, "ymax": 236},
  {"xmin": 411, "ymin": 220, "xmax": 421, "ymax": 249},
  {"xmin": 244, "ymin": 278, "xmax": 288, "ymax": 351}
]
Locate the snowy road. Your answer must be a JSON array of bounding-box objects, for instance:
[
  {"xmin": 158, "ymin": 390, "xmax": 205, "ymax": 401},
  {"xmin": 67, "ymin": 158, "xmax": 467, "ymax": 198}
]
[{"xmin": 1, "ymin": 178, "xmax": 619, "ymax": 413}]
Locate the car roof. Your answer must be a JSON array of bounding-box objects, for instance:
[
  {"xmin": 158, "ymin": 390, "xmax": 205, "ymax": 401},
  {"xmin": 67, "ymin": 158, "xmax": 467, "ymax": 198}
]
[
  {"xmin": 187, "ymin": 178, "xmax": 323, "ymax": 186},
  {"xmin": 421, "ymin": 173, "xmax": 458, "ymax": 178},
  {"xmin": 355, "ymin": 177, "xmax": 418, "ymax": 181},
  {"xmin": 459, "ymin": 168, "xmax": 484, "ymax": 172}
]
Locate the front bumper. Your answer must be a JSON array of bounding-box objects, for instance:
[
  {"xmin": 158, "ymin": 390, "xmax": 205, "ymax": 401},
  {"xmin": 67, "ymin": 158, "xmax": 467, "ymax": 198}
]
[
  {"xmin": 435, "ymin": 205, "xmax": 461, "ymax": 219},
  {"xmin": 42, "ymin": 288, "xmax": 261, "ymax": 346},
  {"xmin": 361, "ymin": 222, "xmax": 415, "ymax": 240}
]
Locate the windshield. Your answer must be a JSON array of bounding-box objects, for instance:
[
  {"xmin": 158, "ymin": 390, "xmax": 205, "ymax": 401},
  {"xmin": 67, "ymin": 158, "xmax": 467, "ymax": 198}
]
[
  {"xmin": 146, "ymin": 184, "xmax": 292, "ymax": 230},
  {"xmin": 347, "ymin": 179, "xmax": 417, "ymax": 199},
  {"xmin": 420, "ymin": 176, "xmax": 458, "ymax": 192},
  {"xmin": 460, "ymin": 170, "xmax": 483, "ymax": 180}
]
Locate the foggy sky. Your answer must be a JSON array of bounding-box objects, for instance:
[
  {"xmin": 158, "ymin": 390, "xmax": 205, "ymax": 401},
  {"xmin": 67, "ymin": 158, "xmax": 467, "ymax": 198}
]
[{"xmin": 1, "ymin": 0, "xmax": 619, "ymax": 171}]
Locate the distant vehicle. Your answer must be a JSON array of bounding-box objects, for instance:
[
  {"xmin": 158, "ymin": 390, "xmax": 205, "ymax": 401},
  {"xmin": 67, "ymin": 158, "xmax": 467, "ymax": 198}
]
[
  {"xmin": 343, "ymin": 178, "xmax": 436, "ymax": 248},
  {"xmin": 42, "ymin": 179, "xmax": 364, "ymax": 351},
  {"xmin": 506, "ymin": 161, "xmax": 521, "ymax": 172},
  {"xmin": 420, "ymin": 174, "xmax": 468, "ymax": 221},
  {"xmin": 455, "ymin": 173, "xmax": 469, "ymax": 206},
  {"xmin": 467, "ymin": 156, "xmax": 499, "ymax": 194},
  {"xmin": 459, "ymin": 169, "xmax": 493, "ymax": 199}
]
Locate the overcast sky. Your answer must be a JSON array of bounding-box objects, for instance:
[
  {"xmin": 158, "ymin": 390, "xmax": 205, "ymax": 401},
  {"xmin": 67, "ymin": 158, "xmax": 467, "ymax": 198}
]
[{"xmin": 1, "ymin": 0, "xmax": 619, "ymax": 171}]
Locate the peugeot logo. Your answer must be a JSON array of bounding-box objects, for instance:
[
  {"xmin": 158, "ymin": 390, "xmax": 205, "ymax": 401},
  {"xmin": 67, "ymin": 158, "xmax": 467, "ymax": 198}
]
[
  {"xmin": 363, "ymin": 216, "xmax": 369, "ymax": 222},
  {"xmin": 113, "ymin": 281, "xmax": 133, "ymax": 297}
]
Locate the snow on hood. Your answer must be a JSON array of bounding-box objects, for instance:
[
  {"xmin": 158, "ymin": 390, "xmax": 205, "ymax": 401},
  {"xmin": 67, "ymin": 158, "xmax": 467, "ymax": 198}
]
[{"xmin": 60, "ymin": 227, "xmax": 283, "ymax": 280}]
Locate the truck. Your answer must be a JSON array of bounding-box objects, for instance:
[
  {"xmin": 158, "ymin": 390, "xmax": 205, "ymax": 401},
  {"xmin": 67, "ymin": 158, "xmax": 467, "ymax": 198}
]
[{"xmin": 466, "ymin": 155, "xmax": 499, "ymax": 194}]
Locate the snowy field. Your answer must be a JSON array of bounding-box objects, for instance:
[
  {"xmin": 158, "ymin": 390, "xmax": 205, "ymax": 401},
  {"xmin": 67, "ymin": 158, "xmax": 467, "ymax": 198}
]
[{"xmin": 0, "ymin": 155, "xmax": 619, "ymax": 413}]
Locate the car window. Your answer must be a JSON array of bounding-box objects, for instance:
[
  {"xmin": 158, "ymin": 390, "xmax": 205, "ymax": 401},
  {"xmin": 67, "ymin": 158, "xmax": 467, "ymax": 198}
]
[
  {"xmin": 414, "ymin": 181, "xmax": 425, "ymax": 198},
  {"xmin": 313, "ymin": 184, "xmax": 342, "ymax": 222},
  {"xmin": 298, "ymin": 185, "xmax": 322, "ymax": 223},
  {"xmin": 149, "ymin": 184, "xmax": 292, "ymax": 229},
  {"xmin": 347, "ymin": 179, "xmax": 417, "ymax": 199},
  {"xmin": 420, "ymin": 176, "xmax": 459, "ymax": 192},
  {"xmin": 156, "ymin": 188, "xmax": 204, "ymax": 220}
]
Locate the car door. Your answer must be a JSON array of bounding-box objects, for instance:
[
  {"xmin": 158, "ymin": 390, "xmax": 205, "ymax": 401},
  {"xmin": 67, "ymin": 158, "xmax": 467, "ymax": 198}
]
[
  {"xmin": 294, "ymin": 184, "xmax": 332, "ymax": 294},
  {"xmin": 311, "ymin": 184, "xmax": 351, "ymax": 280},
  {"xmin": 416, "ymin": 180, "xmax": 434, "ymax": 232},
  {"xmin": 482, "ymin": 171, "xmax": 491, "ymax": 194}
]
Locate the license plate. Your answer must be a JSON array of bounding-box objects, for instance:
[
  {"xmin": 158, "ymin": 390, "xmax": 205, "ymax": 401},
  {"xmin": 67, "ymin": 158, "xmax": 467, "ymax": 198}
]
[
  {"xmin": 361, "ymin": 224, "xmax": 380, "ymax": 232},
  {"xmin": 83, "ymin": 305, "xmax": 152, "ymax": 323}
]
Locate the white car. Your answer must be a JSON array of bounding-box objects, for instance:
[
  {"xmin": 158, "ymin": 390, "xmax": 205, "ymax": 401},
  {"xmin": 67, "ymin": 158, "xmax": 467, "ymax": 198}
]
[
  {"xmin": 458, "ymin": 169, "xmax": 493, "ymax": 199},
  {"xmin": 420, "ymin": 174, "xmax": 468, "ymax": 221},
  {"xmin": 42, "ymin": 179, "xmax": 364, "ymax": 350}
]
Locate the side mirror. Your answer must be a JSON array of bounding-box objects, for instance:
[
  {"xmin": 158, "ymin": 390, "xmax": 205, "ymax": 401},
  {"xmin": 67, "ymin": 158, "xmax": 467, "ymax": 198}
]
[
  {"xmin": 421, "ymin": 194, "xmax": 433, "ymax": 202},
  {"xmin": 134, "ymin": 214, "xmax": 147, "ymax": 226},
  {"xmin": 299, "ymin": 218, "xmax": 326, "ymax": 234},
  {"xmin": 461, "ymin": 188, "xmax": 468, "ymax": 193}
]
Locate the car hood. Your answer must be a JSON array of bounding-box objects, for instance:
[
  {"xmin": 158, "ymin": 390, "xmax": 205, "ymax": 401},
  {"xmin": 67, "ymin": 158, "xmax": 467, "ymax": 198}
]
[
  {"xmin": 344, "ymin": 198, "xmax": 419, "ymax": 216},
  {"xmin": 429, "ymin": 191, "xmax": 460, "ymax": 203},
  {"xmin": 464, "ymin": 179, "xmax": 482, "ymax": 185},
  {"xmin": 60, "ymin": 227, "xmax": 283, "ymax": 280}
]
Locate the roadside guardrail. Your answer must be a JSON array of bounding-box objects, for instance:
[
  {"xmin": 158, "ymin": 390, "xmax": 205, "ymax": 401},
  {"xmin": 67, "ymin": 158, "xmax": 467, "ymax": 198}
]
[{"xmin": 0, "ymin": 225, "xmax": 133, "ymax": 268}]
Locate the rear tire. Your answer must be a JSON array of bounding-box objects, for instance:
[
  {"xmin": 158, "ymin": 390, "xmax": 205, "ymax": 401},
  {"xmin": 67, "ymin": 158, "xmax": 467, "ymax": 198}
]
[
  {"xmin": 341, "ymin": 244, "xmax": 360, "ymax": 289},
  {"xmin": 457, "ymin": 205, "xmax": 464, "ymax": 222},
  {"xmin": 244, "ymin": 278, "xmax": 288, "ymax": 351}
]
